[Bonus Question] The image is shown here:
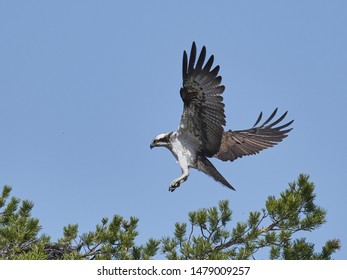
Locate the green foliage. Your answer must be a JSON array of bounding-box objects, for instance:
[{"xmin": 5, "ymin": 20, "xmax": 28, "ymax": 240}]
[
  {"xmin": 161, "ymin": 174, "xmax": 341, "ymax": 260},
  {"xmin": 63, "ymin": 215, "xmax": 160, "ymax": 260},
  {"xmin": 0, "ymin": 186, "xmax": 159, "ymax": 260},
  {"xmin": 0, "ymin": 174, "xmax": 341, "ymax": 259},
  {"xmin": 0, "ymin": 186, "xmax": 49, "ymax": 259}
]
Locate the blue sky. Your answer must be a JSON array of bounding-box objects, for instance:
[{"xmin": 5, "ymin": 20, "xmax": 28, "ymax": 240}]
[{"xmin": 1, "ymin": 1, "xmax": 346, "ymax": 259}]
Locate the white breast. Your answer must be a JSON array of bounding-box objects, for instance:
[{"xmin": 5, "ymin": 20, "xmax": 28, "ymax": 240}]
[{"xmin": 170, "ymin": 132, "xmax": 198, "ymax": 167}]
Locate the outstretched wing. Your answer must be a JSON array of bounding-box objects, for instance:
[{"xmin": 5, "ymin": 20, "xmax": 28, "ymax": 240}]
[
  {"xmin": 215, "ymin": 108, "xmax": 293, "ymax": 161},
  {"xmin": 178, "ymin": 42, "xmax": 226, "ymax": 157}
]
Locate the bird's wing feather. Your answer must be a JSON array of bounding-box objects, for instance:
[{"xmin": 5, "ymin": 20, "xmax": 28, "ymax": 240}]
[
  {"xmin": 214, "ymin": 108, "xmax": 293, "ymax": 161},
  {"xmin": 178, "ymin": 42, "xmax": 226, "ymax": 157}
]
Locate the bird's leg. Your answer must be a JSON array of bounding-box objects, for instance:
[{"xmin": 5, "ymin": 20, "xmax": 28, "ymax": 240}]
[{"xmin": 169, "ymin": 165, "xmax": 189, "ymax": 192}]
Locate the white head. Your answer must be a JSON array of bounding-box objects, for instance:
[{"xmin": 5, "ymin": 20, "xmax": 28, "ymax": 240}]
[{"xmin": 150, "ymin": 132, "xmax": 173, "ymax": 149}]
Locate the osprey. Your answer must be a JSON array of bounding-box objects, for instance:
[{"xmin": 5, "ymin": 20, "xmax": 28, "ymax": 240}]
[{"xmin": 150, "ymin": 42, "xmax": 293, "ymax": 192}]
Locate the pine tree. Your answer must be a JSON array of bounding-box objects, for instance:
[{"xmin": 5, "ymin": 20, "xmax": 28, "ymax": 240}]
[
  {"xmin": 0, "ymin": 186, "xmax": 49, "ymax": 259},
  {"xmin": 0, "ymin": 174, "xmax": 341, "ymax": 260},
  {"xmin": 162, "ymin": 174, "xmax": 340, "ymax": 259}
]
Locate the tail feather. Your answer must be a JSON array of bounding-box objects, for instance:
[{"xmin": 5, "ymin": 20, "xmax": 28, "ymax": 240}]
[{"xmin": 196, "ymin": 155, "xmax": 235, "ymax": 190}]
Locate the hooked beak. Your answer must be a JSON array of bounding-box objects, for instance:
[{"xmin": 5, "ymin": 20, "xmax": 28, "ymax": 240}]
[{"xmin": 150, "ymin": 143, "xmax": 155, "ymax": 149}]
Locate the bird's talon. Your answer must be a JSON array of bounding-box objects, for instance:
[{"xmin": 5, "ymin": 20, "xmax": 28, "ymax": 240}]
[{"xmin": 169, "ymin": 181, "xmax": 181, "ymax": 192}]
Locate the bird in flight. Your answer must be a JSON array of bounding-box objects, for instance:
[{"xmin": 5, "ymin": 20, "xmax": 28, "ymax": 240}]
[{"xmin": 150, "ymin": 42, "xmax": 293, "ymax": 192}]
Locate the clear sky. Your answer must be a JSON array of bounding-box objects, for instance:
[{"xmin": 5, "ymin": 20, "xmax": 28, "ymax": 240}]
[{"xmin": 1, "ymin": 1, "xmax": 346, "ymax": 259}]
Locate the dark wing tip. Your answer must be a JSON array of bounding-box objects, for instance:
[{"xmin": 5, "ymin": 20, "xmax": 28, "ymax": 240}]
[
  {"xmin": 188, "ymin": 42, "xmax": 197, "ymax": 74},
  {"xmin": 253, "ymin": 111, "xmax": 263, "ymax": 127},
  {"xmin": 203, "ymin": 55, "xmax": 214, "ymax": 72},
  {"xmin": 261, "ymin": 108, "xmax": 278, "ymax": 126},
  {"xmin": 182, "ymin": 50, "xmax": 188, "ymax": 80},
  {"xmin": 195, "ymin": 45, "xmax": 206, "ymax": 70}
]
